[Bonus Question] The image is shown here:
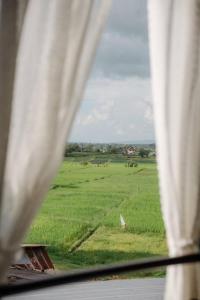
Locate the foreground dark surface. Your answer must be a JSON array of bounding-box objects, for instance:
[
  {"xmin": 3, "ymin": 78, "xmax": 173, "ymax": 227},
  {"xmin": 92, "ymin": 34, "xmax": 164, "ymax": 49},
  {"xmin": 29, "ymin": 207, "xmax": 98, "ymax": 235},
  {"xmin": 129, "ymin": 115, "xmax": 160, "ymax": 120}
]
[{"xmin": 5, "ymin": 278, "xmax": 165, "ymax": 300}]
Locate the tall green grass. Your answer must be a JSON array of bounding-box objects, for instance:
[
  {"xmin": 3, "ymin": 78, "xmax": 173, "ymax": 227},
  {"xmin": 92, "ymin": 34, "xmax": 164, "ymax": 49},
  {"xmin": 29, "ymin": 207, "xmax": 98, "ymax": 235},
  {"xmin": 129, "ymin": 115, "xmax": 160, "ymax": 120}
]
[{"xmin": 25, "ymin": 160, "xmax": 167, "ymax": 275}]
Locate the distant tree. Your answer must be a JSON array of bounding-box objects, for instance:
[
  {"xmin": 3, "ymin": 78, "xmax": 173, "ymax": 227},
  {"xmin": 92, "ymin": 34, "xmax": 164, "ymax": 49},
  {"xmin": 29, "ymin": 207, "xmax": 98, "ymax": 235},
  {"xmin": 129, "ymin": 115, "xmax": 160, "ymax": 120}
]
[
  {"xmin": 110, "ymin": 147, "xmax": 118, "ymax": 154},
  {"xmin": 80, "ymin": 161, "xmax": 89, "ymax": 166},
  {"xmin": 84, "ymin": 144, "xmax": 93, "ymax": 152},
  {"xmin": 127, "ymin": 160, "xmax": 138, "ymax": 167},
  {"xmin": 64, "ymin": 143, "xmax": 81, "ymax": 156},
  {"xmin": 138, "ymin": 148, "xmax": 145, "ymax": 158},
  {"xmin": 106, "ymin": 145, "xmax": 112, "ymax": 153},
  {"xmin": 138, "ymin": 148, "xmax": 150, "ymax": 158}
]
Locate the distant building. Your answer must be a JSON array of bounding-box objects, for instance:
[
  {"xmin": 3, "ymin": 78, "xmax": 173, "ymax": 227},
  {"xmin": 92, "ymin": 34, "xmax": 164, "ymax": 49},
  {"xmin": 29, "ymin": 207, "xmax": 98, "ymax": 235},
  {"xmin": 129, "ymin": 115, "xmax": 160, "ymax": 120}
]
[
  {"xmin": 124, "ymin": 146, "xmax": 136, "ymax": 155},
  {"xmin": 100, "ymin": 147, "xmax": 107, "ymax": 153}
]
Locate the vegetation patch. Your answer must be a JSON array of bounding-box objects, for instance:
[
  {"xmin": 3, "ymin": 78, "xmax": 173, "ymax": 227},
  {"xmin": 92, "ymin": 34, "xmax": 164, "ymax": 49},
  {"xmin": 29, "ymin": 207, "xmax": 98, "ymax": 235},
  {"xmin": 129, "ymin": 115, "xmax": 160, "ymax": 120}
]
[{"xmin": 26, "ymin": 156, "xmax": 166, "ymax": 278}]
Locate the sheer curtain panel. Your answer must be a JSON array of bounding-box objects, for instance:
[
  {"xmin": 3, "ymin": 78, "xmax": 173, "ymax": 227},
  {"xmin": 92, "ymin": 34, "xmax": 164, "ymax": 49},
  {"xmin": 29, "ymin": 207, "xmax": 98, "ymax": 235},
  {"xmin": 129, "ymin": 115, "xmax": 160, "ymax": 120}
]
[
  {"xmin": 148, "ymin": 1, "xmax": 200, "ymax": 299},
  {"xmin": 0, "ymin": 0, "xmax": 111, "ymax": 282}
]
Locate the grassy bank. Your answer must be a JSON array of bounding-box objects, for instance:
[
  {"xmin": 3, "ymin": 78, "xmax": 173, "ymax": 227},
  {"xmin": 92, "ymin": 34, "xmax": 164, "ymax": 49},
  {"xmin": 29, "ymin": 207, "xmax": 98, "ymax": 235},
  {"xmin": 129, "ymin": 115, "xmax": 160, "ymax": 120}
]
[{"xmin": 25, "ymin": 159, "xmax": 167, "ymax": 277}]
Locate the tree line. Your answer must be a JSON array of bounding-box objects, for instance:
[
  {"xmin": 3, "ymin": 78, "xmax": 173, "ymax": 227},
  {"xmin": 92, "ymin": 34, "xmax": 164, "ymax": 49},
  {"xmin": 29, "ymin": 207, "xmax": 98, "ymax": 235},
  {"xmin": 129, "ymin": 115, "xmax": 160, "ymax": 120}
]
[{"xmin": 64, "ymin": 143, "xmax": 156, "ymax": 158}]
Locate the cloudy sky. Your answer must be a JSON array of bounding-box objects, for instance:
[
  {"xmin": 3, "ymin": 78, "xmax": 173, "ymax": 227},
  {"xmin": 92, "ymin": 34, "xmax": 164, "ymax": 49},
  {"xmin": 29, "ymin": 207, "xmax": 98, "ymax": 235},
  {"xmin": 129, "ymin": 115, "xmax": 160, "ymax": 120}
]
[{"xmin": 69, "ymin": 0, "xmax": 154, "ymax": 143}]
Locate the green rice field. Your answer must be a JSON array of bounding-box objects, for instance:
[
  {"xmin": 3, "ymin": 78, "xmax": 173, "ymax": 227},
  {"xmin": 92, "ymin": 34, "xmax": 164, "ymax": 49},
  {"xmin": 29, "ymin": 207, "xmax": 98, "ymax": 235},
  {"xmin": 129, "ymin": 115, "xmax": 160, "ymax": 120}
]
[{"xmin": 26, "ymin": 158, "xmax": 167, "ymax": 277}]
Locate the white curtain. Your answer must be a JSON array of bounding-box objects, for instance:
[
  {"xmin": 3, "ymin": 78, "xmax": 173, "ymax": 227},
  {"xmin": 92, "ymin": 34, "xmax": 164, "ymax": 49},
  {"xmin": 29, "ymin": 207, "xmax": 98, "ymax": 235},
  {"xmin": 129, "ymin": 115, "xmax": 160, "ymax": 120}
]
[
  {"xmin": 148, "ymin": 1, "xmax": 200, "ymax": 299},
  {"xmin": 0, "ymin": 0, "xmax": 111, "ymax": 282}
]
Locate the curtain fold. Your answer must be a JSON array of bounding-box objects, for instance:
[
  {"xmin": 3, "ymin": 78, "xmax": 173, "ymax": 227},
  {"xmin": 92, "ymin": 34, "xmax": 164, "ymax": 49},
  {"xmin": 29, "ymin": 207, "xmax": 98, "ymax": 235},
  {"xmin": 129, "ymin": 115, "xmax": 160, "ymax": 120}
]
[
  {"xmin": 0, "ymin": 0, "xmax": 111, "ymax": 282},
  {"xmin": 148, "ymin": 0, "xmax": 200, "ymax": 299}
]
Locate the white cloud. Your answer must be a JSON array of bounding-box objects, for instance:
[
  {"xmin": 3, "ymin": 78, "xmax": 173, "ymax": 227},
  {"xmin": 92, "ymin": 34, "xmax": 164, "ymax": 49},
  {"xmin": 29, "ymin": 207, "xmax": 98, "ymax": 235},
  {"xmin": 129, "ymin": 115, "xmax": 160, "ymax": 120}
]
[
  {"xmin": 68, "ymin": 0, "xmax": 152, "ymax": 143},
  {"xmin": 69, "ymin": 77, "xmax": 154, "ymax": 143},
  {"xmin": 116, "ymin": 128, "xmax": 125, "ymax": 135},
  {"xmin": 81, "ymin": 114, "xmax": 95, "ymax": 125},
  {"xmin": 144, "ymin": 106, "xmax": 153, "ymax": 123}
]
